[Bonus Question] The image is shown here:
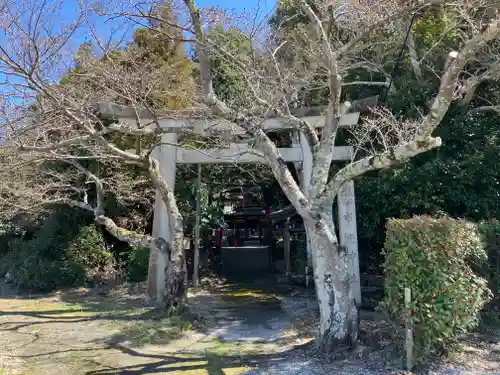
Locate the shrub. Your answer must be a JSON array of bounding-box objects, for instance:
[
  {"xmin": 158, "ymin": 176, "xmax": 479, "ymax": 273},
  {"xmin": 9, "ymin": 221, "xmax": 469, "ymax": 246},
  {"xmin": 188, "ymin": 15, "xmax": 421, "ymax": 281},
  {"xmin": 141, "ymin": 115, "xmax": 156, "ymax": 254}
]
[
  {"xmin": 66, "ymin": 225, "xmax": 110, "ymax": 267},
  {"xmin": 0, "ymin": 220, "xmax": 25, "ymax": 257},
  {"xmin": 1, "ymin": 218, "xmax": 118, "ymax": 290},
  {"xmin": 66, "ymin": 224, "xmax": 117, "ymax": 284},
  {"xmin": 13, "ymin": 257, "xmax": 86, "ymax": 291},
  {"xmin": 5, "ymin": 240, "xmax": 86, "ymax": 291},
  {"xmin": 382, "ymin": 216, "xmax": 492, "ymax": 360},
  {"xmin": 476, "ymin": 220, "xmax": 500, "ymax": 314},
  {"xmin": 126, "ymin": 245, "xmax": 150, "ymax": 282}
]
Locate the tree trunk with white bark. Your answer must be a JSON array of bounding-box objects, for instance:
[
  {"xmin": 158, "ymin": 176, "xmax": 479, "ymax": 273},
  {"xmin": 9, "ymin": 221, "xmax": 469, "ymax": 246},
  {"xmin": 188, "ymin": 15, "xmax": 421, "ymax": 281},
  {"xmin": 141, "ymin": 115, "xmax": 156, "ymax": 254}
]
[
  {"xmin": 95, "ymin": 212, "xmax": 187, "ymax": 313},
  {"xmin": 304, "ymin": 205, "xmax": 359, "ymax": 350},
  {"xmin": 160, "ymin": 227, "xmax": 187, "ymax": 314},
  {"xmin": 148, "ymin": 159, "xmax": 187, "ymax": 312}
]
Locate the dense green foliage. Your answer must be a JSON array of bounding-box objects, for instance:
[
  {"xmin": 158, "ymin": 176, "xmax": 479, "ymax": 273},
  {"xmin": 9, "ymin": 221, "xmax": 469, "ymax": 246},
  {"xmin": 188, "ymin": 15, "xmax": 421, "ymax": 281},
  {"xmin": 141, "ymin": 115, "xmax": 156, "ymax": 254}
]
[
  {"xmin": 383, "ymin": 216, "xmax": 491, "ymax": 359},
  {"xmin": 208, "ymin": 26, "xmax": 254, "ymax": 108},
  {"xmin": 476, "ymin": 220, "xmax": 500, "ymax": 311},
  {"xmin": 0, "ymin": 208, "xmax": 115, "ymax": 291},
  {"xmin": 66, "ymin": 225, "xmax": 112, "ymax": 271},
  {"xmin": 356, "ymin": 108, "xmax": 500, "ymax": 273},
  {"xmin": 124, "ymin": 245, "xmax": 151, "ymax": 282},
  {"xmin": 0, "ymin": 207, "xmax": 157, "ymax": 290}
]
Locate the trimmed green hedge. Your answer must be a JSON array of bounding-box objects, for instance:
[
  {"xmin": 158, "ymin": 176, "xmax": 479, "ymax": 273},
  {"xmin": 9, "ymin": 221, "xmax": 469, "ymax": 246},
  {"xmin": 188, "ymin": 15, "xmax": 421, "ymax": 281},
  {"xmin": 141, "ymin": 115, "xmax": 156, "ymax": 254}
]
[
  {"xmin": 382, "ymin": 216, "xmax": 492, "ymax": 360},
  {"xmin": 476, "ymin": 220, "xmax": 500, "ymax": 315}
]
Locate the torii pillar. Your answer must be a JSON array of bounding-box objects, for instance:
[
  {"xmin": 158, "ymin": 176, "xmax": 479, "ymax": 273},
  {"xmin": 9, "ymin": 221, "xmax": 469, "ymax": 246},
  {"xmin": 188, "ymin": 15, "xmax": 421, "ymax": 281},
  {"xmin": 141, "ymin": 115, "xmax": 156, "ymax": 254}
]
[
  {"xmin": 337, "ymin": 180, "xmax": 361, "ymax": 306},
  {"xmin": 148, "ymin": 133, "xmax": 177, "ymax": 302}
]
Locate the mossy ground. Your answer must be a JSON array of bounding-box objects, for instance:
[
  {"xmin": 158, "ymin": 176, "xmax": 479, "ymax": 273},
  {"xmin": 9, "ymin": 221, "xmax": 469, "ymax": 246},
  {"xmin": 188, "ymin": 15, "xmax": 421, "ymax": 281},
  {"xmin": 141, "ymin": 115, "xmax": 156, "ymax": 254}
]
[
  {"xmin": 0, "ymin": 282, "xmax": 305, "ymax": 375},
  {"xmin": 1, "ymin": 281, "xmax": 498, "ymax": 374}
]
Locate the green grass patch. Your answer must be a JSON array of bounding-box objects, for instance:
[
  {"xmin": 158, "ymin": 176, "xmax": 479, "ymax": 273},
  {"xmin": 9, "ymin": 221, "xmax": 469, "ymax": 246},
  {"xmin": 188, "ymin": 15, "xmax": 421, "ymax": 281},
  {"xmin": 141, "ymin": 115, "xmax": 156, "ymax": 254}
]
[{"xmin": 108, "ymin": 312, "xmax": 194, "ymax": 347}]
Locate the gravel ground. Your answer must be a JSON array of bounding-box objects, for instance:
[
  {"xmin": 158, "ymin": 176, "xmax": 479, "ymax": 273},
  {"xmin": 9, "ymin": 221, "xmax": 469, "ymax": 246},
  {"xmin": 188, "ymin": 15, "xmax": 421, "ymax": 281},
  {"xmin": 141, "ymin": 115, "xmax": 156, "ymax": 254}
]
[
  {"xmin": 273, "ymin": 292, "xmax": 500, "ymax": 375},
  {"xmin": 244, "ymin": 357, "xmax": 500, "ymax": 375},
  {"xmin": 247, "ymin": 362, "xmax": 500, "ymax": 375}
]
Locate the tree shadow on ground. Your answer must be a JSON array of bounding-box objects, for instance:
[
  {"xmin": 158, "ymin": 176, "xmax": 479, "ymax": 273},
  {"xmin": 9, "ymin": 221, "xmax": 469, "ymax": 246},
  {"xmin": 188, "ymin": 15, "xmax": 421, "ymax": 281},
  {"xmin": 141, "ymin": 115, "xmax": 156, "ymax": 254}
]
[
  {"xmin": 83, "ymin": 342, "xmax": 311, "ymax": 375},
  {"xmin": 1, "ymin": 279, "xmax": 303, "ymax": 355},
  {"xmin": 0, "ymin": 282, "xmax": 198, "ymax": 348},
  {"xmin": 443, "ymin": 325, "xmax": 500, "ymax": 372},
  {"xmin": 3, "ymin": 281, "xmax": 314, "ymax": 374}
]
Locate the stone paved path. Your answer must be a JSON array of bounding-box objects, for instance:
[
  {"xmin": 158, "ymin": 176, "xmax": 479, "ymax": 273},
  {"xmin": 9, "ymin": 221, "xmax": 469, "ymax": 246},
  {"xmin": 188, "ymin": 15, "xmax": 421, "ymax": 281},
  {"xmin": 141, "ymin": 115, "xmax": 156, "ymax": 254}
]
[{"xmin": 189, "ymin": 286, "xmax": 294, "ymax": 343}]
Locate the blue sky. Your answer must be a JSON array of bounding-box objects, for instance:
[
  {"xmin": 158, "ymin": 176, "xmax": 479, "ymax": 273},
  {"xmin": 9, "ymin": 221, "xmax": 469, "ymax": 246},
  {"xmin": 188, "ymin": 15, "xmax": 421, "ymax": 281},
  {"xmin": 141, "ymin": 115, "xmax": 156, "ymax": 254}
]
[
  {"xmin": 0, "ymin": 0, "xmax": 277, "ymax": 104},
  {"xmin": 63, "ymin": 0, "xmax": 277, "ymax": 52},
  {"xmin": 198, "ymin": 0, "xmax": 276, "ymax": 11},
  {"xmin": 0, "ymin": 0, "xmax": 278, "ymax": 135}
]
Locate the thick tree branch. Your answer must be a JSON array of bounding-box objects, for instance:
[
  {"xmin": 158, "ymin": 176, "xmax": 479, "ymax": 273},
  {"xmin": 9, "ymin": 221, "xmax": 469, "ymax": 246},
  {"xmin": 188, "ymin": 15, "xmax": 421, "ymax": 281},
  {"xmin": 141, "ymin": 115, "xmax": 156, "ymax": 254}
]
[
  {"xmin": 54, "ymin": 198, "xmax": 94, "ymax": 212},
  {"xmin": 95, "ymin": 215, "xmax": 165, "ymax": 249},
  {"xmin": 300, "ymin": 0, "xmax": 343, "ymax": 199},
  {"xmin": 18, "ymin": 134, "xmax": 94, "ymax": 152},
  {"xmin": 418, "ymin": 18, "xmax": 500, "ymax": 138},
  {"xmin": 470, "ymin": 104, "xmax": 500, "ymax": 113},
  {"xmin": 341, "ymin": 81, "xmax": 390, "ymax": 87},
  {"xmin": 105, "ymin": 122, "xmax": 175, "ymax": 135},
  {"xmin": 459, "ymin": 77, "xmax": 481, "ymax": 107},
  {"xmin": 459, "ymin": 63, "xmax": 500, "ymax": 107},
  {"xmin": 406, "ymin": 25, "xmax": 424, "ymax": 84},
  {"xmin": 183, "ymin": 0, "xmax": 315, "ymax": 219},
  {"xmin": 61, "ymin": 159, "xmax": 167, "ymax": 250},
  {"xmin": 322, "ymin": 136, "xmax": 442, "ymax": 203},
  {"xmin": 319, "ymin": 17, "xmax": 500, "ymax": 203},
  {"xmin": 63, "ymin": 159, "xmax": 105, "ymax": 216}
]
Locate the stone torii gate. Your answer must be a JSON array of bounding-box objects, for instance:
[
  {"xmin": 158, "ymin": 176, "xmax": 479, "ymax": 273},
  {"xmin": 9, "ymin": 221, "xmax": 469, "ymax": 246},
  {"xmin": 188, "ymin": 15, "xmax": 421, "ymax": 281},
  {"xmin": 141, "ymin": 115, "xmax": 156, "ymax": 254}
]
[{"xmin": 99, "ymin": 102, "xmax": 362, "ymax": 304}]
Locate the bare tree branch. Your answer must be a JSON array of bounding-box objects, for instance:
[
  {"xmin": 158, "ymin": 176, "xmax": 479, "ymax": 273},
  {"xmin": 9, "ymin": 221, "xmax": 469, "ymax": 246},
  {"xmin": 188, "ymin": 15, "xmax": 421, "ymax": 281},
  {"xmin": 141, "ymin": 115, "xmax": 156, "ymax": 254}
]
[
  {"xmin": 183, "ymin": 0, "xmax": 315, "ymax": 220},
  {"xmin": 418, "ymin": 19, "xmax": 500, "ymax": 138}
]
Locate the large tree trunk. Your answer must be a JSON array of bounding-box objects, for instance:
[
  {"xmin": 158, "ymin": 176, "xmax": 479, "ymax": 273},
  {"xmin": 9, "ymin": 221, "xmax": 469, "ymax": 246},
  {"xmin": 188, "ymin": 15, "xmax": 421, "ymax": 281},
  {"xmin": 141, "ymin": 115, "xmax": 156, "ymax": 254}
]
[
  {"xmin": 305, "ymin": 205, "xmax": 359, "ymax": 351},
  {"xmin": 160, "ymin": 227, "xmax": 187, "ymax": 314},
  {"xmin": 149, "ymin": 239, "xmax": 187, "ymax": 313},
  {"xmin": 147, "ymin": 155, "xmax": 187, "ymax": 313},
  {"xmin": 96, "ymin": 213, "xmax": 187, "ymax": 314}
]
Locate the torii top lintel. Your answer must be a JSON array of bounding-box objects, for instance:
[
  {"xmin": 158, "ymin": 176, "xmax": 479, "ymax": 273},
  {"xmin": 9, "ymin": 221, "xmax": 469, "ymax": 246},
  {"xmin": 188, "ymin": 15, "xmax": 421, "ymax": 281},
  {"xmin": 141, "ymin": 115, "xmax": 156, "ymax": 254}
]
[{"xmin": 97, "ymin": 100, "xmax": 361, "ymax": 137}]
